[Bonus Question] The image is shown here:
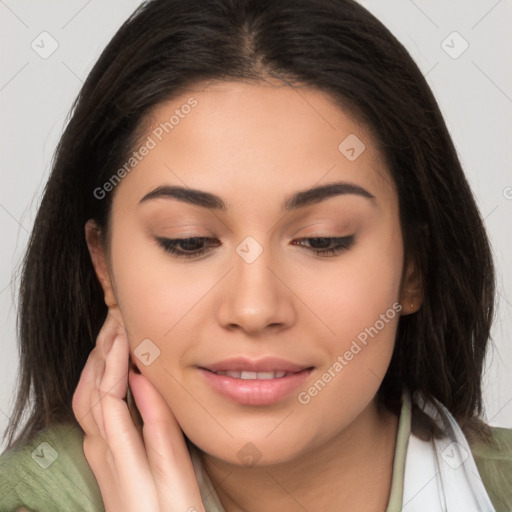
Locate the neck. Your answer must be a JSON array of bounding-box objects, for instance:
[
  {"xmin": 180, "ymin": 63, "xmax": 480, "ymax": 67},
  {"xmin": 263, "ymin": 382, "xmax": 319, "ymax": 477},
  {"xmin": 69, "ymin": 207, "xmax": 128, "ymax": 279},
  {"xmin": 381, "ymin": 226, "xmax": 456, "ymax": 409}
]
[{"xmin": 198, "ymin": 399, "xmax": 400, "ymax": 512}]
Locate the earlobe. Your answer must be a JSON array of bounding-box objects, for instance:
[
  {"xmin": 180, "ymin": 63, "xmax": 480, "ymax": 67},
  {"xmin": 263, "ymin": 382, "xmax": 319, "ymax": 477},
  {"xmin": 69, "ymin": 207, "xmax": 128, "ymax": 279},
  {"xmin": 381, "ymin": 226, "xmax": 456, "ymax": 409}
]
[
  {"xmin": 85, "ymin": 220, "xmax": 126, "ymax": 328},
  {"xmin": 85, "ymin": 219, "xmax": 117, "ymax": 309},
  {"xmin": 400, "ymin": 257, "xmax": 424, "ymax": 315}
]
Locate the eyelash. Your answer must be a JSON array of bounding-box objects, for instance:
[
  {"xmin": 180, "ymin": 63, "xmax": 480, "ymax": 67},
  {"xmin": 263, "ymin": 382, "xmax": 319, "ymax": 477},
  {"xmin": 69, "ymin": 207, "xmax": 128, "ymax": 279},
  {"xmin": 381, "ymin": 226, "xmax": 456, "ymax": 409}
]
[{"xmin": 155, "ymin": 236, "xmax": 355, "ymax": 259}]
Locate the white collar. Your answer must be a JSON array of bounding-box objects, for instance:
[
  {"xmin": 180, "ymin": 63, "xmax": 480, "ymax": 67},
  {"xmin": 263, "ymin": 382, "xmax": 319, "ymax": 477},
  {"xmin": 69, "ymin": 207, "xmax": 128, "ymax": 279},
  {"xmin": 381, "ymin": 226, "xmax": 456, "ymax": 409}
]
[{"xmin": 401, "ymin": 389, "xmax": 496, "ymax": 511}]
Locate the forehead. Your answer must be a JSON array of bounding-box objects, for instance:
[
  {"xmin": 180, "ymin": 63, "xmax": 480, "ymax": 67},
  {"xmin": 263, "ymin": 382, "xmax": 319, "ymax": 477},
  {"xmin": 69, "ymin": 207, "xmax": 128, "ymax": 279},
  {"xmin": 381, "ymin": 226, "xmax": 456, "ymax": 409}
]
[{"xmin": 113, "ymin": 80, "xmax": 395, "ymax": 210}]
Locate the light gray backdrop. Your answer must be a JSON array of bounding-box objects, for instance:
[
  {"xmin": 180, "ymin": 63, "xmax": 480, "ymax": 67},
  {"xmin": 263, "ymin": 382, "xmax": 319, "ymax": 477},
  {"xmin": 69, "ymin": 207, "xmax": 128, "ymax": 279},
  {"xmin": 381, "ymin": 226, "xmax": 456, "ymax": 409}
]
[{"xmin": 1, "ymin": 0, "xmax": 511, "ymax": 451}]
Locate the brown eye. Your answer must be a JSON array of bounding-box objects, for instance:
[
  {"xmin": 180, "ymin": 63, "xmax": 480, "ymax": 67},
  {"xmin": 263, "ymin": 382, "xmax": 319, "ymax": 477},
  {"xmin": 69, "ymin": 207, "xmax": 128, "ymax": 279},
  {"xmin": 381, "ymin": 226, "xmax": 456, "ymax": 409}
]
[
  {"xmin": 293, "ymin": 236, "xmax": 355, "ymax": 256},
  {"xmin": 156, "ymin": 237, "xmax": 220, "ymax": 258}
]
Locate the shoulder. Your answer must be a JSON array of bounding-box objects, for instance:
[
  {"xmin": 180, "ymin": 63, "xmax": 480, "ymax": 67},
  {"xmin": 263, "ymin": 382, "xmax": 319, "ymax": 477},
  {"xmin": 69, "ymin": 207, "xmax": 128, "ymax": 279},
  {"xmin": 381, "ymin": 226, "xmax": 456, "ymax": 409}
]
[
  {"xmin": 468, "ymin": 426, "xmax": 512, "ymax": 512},
  {"xmin": 0, "ymin": 422, "xmax": 104, "ymax": 512}
]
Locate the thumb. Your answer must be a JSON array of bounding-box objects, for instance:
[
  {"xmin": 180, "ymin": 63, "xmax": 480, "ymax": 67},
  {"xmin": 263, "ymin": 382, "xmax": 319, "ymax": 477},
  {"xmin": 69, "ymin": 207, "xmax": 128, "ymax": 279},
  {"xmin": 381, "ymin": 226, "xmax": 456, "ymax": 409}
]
[{"xmin": 129, "ymin": 369, "xmax": 205, "ymax": 511}]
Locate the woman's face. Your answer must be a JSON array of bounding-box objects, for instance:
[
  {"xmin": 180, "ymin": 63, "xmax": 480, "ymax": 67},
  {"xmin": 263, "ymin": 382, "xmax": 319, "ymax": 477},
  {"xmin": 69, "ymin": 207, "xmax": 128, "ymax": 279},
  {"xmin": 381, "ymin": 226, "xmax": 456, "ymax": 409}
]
[{"xmin": 88, "ymin": 80, "xmax": 419, "ymax": 466}]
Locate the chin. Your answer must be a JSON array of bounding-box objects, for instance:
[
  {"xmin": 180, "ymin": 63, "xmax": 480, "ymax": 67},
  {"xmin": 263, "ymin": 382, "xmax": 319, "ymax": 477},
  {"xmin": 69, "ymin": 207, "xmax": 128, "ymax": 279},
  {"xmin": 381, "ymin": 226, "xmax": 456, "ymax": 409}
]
[{"xmin": 189, "ymin": 431, "xmax": 312, "ymax": 468}]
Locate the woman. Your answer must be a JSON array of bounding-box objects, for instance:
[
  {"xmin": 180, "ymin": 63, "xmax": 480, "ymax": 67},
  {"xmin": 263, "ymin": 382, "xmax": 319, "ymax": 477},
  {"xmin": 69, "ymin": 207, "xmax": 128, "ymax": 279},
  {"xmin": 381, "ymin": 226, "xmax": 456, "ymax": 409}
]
[{"xmin": 1, "ymin": 0, "xmax": 511, "ymax": 510}]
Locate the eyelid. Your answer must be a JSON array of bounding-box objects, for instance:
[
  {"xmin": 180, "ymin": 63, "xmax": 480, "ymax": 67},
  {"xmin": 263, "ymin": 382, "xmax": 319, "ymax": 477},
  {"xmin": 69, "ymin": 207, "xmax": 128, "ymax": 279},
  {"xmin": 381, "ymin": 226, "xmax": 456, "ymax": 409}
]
[{"xmin": 154, "ymin": 234, "xmax": 355, "ymax": 259}]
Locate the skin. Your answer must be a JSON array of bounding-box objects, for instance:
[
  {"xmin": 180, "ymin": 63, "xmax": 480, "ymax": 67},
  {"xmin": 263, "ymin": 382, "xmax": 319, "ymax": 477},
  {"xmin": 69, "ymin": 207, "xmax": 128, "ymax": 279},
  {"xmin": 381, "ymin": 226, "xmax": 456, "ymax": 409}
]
[{"xmin": 79, "ymin": 80, "xmax": 423, "ymax": 511}]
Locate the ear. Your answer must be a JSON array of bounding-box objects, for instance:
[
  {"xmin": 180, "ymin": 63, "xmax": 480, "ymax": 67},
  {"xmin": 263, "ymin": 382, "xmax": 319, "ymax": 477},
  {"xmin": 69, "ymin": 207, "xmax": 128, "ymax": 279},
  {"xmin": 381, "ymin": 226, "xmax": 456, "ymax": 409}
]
[
  {"xmin": 85, "ymin": 219, "xmax": 124, "ymax": 327},
  {"xmin": 399, "ymin": 255, "xmax": 423, "ymax": 315}
]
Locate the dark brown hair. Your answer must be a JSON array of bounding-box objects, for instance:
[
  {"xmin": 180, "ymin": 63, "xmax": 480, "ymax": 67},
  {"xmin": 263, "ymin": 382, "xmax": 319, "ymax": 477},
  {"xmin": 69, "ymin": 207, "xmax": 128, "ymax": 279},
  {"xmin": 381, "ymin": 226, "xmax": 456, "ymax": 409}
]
[{"xmin": 4, "ymin": 0, "xmax": 495, "ymax": 449}]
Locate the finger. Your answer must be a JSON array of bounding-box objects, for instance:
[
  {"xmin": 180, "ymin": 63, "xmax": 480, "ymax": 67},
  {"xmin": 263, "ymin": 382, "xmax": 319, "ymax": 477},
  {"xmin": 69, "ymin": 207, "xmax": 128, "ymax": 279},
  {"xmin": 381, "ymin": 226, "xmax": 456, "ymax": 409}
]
[
  {"xmin": 129, "ymin": 370, "xmax": 205, "ymax": 511},
  {"xmin": 74, "ymin": 308, "xmax": 121, "ymax": 425},
  {"xmin": 90, "ymin": 366, "xmax": 107, "ymax": 439},
  {"xmin": 96, "ymin": 310, "xmax": 124, "ymax": 354},
  {"xmin": 72, "ymin": 347, "xmax": 105, "ymax": 437},
  {"xmin": 72, "ymin": 349, "xmax": 120, "ymax": 509},
  {"xmin": 82, "ymin": 434, "xmax": 121, "ymax": 511},
  {"xmin": 100, "ymin": 392, "xmax": 160, "ymax": 510},
  {"xmin": 126, "ymin": 367, "xmax": 144, "ymax": 438},
  {"xmin": 96, "ymin": 329, "xmax": 129, "ymax": 444},
  {"xmin": 99, "ymin": 331, "xmax": 129, "ymax": 400},
  {"xmin": 99, "ymin": 337, "xmax": 160, "ymax": 509},
  {"xmin": 91, "ymin": 314, "xmax": 125, "ymax": 437},
  {"xmin": 74, "ymin": 309, "xmax": 120, "ymax": 435}
]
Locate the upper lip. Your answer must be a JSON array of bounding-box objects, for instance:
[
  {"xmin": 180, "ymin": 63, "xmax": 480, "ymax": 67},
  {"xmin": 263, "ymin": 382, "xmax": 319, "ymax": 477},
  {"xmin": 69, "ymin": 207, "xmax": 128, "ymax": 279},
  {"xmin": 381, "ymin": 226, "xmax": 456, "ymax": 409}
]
[{"xmin": 200, "ymin": 357, "xmax": 312, "ymax": 373}]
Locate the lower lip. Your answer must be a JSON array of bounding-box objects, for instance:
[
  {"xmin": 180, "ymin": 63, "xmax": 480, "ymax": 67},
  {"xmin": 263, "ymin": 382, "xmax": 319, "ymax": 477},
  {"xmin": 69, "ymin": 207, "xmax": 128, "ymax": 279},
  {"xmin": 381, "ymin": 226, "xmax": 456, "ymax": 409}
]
[{"xmin": 199, "ymin": 368, "xmax": 313, "ymax": 405}]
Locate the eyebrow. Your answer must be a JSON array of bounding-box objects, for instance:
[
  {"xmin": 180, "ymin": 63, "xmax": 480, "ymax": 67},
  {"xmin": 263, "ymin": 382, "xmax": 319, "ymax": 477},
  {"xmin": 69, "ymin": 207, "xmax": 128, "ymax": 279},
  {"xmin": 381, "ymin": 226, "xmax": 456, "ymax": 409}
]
[{"xmin": 139, "ymin": 181, "xmax": 375, "ymax": 211}]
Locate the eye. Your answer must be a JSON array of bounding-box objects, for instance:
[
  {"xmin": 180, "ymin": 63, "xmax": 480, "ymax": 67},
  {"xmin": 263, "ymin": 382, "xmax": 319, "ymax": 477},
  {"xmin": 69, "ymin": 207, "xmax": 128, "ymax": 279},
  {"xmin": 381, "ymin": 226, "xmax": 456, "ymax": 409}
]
[
  {"xmin": 293, "ymin": 236, "xmax": 355, "ymax": 256},
  {"xmin": 155, "ymin": 236, "xmax": 220, "ymax": 259},
  {"xmin": 156, "ymin": 235, "xmax": 354, "ymax": 259}
]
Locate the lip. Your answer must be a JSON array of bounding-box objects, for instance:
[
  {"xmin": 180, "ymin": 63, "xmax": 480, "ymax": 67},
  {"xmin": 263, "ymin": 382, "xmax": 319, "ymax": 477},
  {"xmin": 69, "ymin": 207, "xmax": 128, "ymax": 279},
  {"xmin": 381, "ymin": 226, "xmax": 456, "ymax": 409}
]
[
  {"xmin": 201, "ymin": 356, "xmax": 309, "ymax": 373},
  {"xmin": 198, "ymin": 357, "xmax": 314, "ymax": 405}
]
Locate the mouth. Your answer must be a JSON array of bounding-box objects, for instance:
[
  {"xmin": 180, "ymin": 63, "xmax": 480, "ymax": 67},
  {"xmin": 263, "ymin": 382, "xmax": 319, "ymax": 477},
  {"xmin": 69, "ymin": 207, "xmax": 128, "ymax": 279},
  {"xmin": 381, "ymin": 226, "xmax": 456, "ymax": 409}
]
[
  {"xmin": 200, "ymin": 355, "xmax": 310, "ymax": 374},
  {"xmin": 198, "ymin": 357, "xmax": 314, "ymax": 405},
  {"xmin": 205, "ymin": 369, "xmax": 300, "ymax": 380}
]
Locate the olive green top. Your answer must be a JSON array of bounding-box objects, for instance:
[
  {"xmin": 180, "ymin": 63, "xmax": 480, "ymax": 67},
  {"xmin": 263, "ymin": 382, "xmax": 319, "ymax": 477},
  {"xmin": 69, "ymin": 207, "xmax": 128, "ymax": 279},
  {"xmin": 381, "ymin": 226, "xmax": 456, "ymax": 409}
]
[{"xmin": 1, "ymin": 398, "xmax": 511, "ymax": 512}]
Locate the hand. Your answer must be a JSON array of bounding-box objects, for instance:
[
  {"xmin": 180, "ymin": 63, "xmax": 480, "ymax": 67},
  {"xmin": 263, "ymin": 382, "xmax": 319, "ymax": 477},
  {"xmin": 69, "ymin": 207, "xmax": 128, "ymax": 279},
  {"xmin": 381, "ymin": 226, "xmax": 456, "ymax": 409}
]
[{"xmin": 72, "ymin": 312, "xmax": 205, "ymax": 511}]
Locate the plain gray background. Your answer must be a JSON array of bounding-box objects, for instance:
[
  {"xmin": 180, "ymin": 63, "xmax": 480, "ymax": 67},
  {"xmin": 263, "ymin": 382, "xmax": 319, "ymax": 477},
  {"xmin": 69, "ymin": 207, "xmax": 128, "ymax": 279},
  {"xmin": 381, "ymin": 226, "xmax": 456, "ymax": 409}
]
[{"xmin": 1, "ymin": 0, "xmax": 511, "ymax": 451}]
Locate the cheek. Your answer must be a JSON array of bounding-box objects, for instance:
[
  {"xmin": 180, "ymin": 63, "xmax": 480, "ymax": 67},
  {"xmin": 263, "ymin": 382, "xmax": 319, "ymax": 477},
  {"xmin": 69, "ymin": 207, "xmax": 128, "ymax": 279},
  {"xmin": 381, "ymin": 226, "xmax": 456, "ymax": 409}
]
[
  {"xmin": 109, "ymin": 227, "xmax": 208, "ymax": 355},
  {"xmin": 305, "ymin": 222, "xmax": 403, "ymax": 405},
  {"xmin": 296, "ymin": 247, "xmax": 403, "ymax": 435},
  {"xmin": 305, "ymin": 223, "xmax": 403, "ymax": 345}
]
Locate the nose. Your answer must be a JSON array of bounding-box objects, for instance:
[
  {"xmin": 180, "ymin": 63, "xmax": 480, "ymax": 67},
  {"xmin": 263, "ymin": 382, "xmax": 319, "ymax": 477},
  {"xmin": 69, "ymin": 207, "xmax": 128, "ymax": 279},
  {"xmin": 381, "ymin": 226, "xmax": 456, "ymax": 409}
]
[{"xmin": 215, "ymin": 238, "xmax": 296, "ymax": 336}]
